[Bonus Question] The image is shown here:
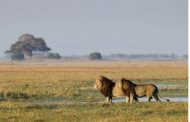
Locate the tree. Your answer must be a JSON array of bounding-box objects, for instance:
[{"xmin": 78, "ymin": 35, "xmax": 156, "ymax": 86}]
[
  {"xmin": 182, "ymin": 54, "xmax": 188, "ymax": 59},
  {"xmin": 11, "ymin": 52, "xmax": 24, "ymax": 60},
  {"xmin": 5, "ymin": 33, "xmax": 51, "ymax": 59},
  {"xmin": 47, "ymin": 52, "xmax": 61, "ymax": 59},
  {"xmin": 89, "ymin": 52, "xmax": 102, "ymax": 60}
]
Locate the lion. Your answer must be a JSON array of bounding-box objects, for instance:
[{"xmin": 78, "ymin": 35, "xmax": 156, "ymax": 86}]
[
  {"xmin": 112, "ymin": 78, "xmax": 138, "ymax": 103},
  {"xmin": 115, "ymin": 78, "xmax": 170, "ymax": 102},
  {"xmin": 94, "ymin": 76, "xmax": 115, "ymax": 103}
]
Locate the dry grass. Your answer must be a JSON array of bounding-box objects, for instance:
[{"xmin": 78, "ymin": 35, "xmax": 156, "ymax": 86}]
[
  {"xmin": 0, "ymin": 60, "xmax": 187, "ymax": 121},
  {"xmin": 0, "ymin": 60, "xmax": 187, "ymax": 82},
  {"xmin": 0, "ymin": 60, "xmax": 187, "ymax": 100}
]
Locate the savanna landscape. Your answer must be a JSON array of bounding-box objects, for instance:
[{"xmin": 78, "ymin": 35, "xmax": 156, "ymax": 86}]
[
  {"xmin": 0, "ymin": 0, "xmax": 187, "ymax": 122},
  {"xmin": 0, "ymin": 59, "xmax": 187, "ymax": 122}
]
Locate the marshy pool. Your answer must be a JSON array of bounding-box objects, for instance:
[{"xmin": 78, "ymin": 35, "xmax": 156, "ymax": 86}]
[
  {"xmin": 113, "ymin": 97, "xmax": 188, "ymax": 103},
  {"xmin": 27, "ymin": 97, "xmax": 188, "ymax": 106},
  {"xmin": 26, "ymin": 84, "xmax": 187, "ymax": 105}
]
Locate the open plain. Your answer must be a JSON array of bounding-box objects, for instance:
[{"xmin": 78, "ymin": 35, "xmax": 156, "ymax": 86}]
[{"xmin": 0, "ymin": 60, "xmax": 187, "ymax": 122}]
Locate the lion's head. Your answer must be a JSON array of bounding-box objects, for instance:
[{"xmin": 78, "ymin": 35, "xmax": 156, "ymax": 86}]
[
  {"xmin": 94, "ymin": 76, "xmax": 115, "ymax": 97},
  {"xmin": 113, "ymin": 78, "xmax": 136, "ymax": 96}
]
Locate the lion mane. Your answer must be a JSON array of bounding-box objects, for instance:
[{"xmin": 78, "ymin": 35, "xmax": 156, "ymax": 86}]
[{"xmin": 94, "ymin": 76, "xmax": 115, "ymax": 103}]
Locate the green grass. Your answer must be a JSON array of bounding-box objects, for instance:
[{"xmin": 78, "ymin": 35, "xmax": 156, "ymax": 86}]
[
  {"xmin": 0, "ymin": 102, "xmax": 187, "ymax": 122},
  {"xmin": 0, "ymin": 80, "xmax": 187, "ymax": 102},
  {"xmin": 159, "ymin": 90, "xmax": 188, "ymax": 97}
]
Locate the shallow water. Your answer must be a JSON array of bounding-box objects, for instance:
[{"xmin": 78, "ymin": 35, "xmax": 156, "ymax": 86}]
[
  {"xmin": 113, "ymin": 97, "xmax": 188, "ymax": 103},
  {"xmin": 25, "ymin": 84, "xmax": 188, "ymax": 105},
  {"xmin": 27, "ymin": 97, "xmax": 187, "ymax": 106},
  {"xmin": 157, "ymin": 84, "xmax": 187, "ymax": 90}
]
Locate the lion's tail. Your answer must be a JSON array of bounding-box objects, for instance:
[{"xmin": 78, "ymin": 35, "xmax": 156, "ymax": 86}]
[{"xmin": 157, "ymin": 92, "xmax": 170, "ymax": 102}]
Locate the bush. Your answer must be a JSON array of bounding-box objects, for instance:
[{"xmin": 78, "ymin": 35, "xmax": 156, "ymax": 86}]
[
  {"xmin": 11, "ymin": 52, "xmax": 24, "ymax": 60},
  {"xmin": 47, "ymin": 52, "xmax": 61, "ymax": 59},
  {"xmin": 89, "ymin": 52, "xmax": 102, "ymax": 60}
]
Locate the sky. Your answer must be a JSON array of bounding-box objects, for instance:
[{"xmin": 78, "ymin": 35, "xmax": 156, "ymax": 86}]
[{"xmin": 0, "ymin": 0, "xmax": 188, "ymax": 56}]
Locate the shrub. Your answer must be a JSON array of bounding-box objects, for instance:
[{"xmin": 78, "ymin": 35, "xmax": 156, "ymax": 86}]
[
  {"xmin": 47, "ymin": 52, "xmax": 61, "ymax": 59},
  {"xmin": 89, "ymin": 52, "xmax": 102, "ymax": 60}
]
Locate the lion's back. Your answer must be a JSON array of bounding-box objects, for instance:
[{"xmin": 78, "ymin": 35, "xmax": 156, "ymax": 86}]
[{"xmin": 135, "ymin": 84, "xmax": 157, "ymax": 96}]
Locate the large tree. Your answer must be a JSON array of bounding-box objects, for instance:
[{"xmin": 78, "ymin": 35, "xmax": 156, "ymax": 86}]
[{"xmin": 5, "ymin": 33, "xmax": 51, "ymax": 59}]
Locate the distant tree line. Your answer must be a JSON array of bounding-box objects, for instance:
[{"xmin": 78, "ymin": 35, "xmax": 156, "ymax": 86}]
[
  {"xmin": 60, "ymin": 53, "xmax": 187, "ymax": 61},
  {"xmin": 104, "ymin": 53, "xmax": 187, "ymax": 60},
  {"xmin": 4, "ymin": 33, "xmax": 187, "ymax": 61}
]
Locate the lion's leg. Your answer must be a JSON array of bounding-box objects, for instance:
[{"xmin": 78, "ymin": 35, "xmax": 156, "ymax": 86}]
[
  {"xmin": 105, "ymin": 96, "xmax": 112, "ymax": 104},
  {"xmin": 129, "ymin": 93, "xmax": 134, "ymax": 103},
  {"xmin": 147, "ymin": 91, "xmax": 154, "ymax": 102},
  {"xmin": 148, "ymin": 98, "xmax": 151, "ymax": 102},
  {"xmin": 126, "ymin": 96, "xmax": 130, "ymax": 103},
  {"xmin": 106, "ymin": 97, "xmax": 110, "ymax": 103},
  {"xmin": 109, "ymin": 96, "xmax": 112, "ymax": 103},
  {"xmin": 147, "ymin": 95, "xmax": 152, "ymax": 102},
  {"xmin": 134, "ymin": 95, "xmax": 138, "ymax": 102},
  {"xmin": 153, "ymin": 93, "xmax": 161, "ymax": 102},
  {"xmin": 133, "ymin": 92, "xmax": 138, "ymax": 102}
]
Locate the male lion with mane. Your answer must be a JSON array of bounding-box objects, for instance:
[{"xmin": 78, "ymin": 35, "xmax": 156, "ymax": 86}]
[
  {"xmin": 115, "ymin": 78, "xmax": 170, "ymax": 102},
  {"xmin": 112, "ymin": 78, "xmax": 138, "ymax": 103},
  {"xmin": 94, "ymin": 76, "xmax": 115, "ymax": 103}
]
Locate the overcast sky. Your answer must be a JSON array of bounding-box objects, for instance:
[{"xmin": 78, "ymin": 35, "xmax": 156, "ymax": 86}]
[{"xmin": 0, "ymin": 0, "xmax": 187, "ymax": 56}]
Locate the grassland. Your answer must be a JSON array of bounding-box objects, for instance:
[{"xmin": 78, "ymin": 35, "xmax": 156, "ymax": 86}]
[
  {"xmin": 0, "ymin": 102, "xmax": 187, "ymax": 122},
  {"xmin": 0, "ymin": 60, "xmax": 188, "ymax": 122}
]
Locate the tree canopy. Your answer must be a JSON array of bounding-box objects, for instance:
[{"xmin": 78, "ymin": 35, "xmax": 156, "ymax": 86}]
[
  {"xmin": 5, "ymin": 33, "xmax": 51, "ymax": 59},
  {"xmin": 47, "ymin": 52, "xmax": 61, "ymax": 59},
  {"xmin": 89, "ymin": 52, "xmax": 102, "ymax": 60}
]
